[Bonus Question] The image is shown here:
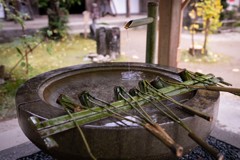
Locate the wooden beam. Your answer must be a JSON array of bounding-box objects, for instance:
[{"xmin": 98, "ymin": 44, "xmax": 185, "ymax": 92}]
[
  {"xmin": 181, "ymin": 0, "xmax": 191, "ymax": 10},
  {"xmin": 158, "ymin": 0, "xmax": 182, "ymax": 67}
]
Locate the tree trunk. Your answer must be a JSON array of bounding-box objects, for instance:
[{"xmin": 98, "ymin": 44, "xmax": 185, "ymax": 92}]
[
  {"xmin": 0, "ymin": 65, "xmax": 5, "ymax": 79},
  {"xmin": 47, "ymin": 0, "xmax": 68, "ymax": 39},
  {"xmin": 203, "ymin": 18, "xmax": 210, "ymax": 55},
  {"xmin": 96, "ymin": 27, "xmax": 107, "ymax": 55},
  {"xmin": 191, "ymin": 30, "xmax": 195, "ymax": 56}
]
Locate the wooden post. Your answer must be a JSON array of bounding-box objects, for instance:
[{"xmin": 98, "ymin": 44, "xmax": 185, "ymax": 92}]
[
  {"xmin": 126, "ymin": 0, "xmax": 130, "ymax": 17},
  {"xmin": 106, "ymin": 27, "xmax": 120, "ymax": 59},
  {"xmin": 96, "ymin": 27, "xmax": 107, "ymax": 55},
  {"xmin": 158, "ymin": 0, "xmax": 182, "ymax": 67},
  {"xmin": 83, "ymin": 11, "xmax": 90, "ymax": 38},
  {"xmin": 96, "ymin": 26, "xmax": 120, "ymax": 57}
]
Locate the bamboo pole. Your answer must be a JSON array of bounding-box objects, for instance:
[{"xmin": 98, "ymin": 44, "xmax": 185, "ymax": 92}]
[
  {"xmin": 188, "ymin": 132, "xmax": 224, "ymax": 160},
  {"xmin": 60, "ymin": 100, "xmax": 97, "ymax": 160},
  {"xmin": 146, "ymin": 2, "xmax": 158, "ymax": 64},
  {"xmin": 188, "ymin": 85, "xmax": 240, "ymax": 95},
  {"xmin": 124, "ymin": 17, "xmax": 154, "ymax": 29},
  {"xmin": 145, "ymin": 123, "xmax": 183, "ymax": 157},
  {"xmin": 30, "ymin": 74, "xmax": 218, "ymax": 138},
  {"xmin": 124, "ymin": 2, "xmax": 158, "ymax": 64},
  {"xmin": 141, "ymin": 80, "xmax": 213, "ymax": 121},
  {"xmin": 90, "ymin": 89, "xmax": 183, "ymax": 158},
  {"xmin": 28, "ymin": 72, "xmax": 230, "ymax": 159},
  {"xmin": 136, "ymin": 90, "xmax": 224, "ymax": 160}
]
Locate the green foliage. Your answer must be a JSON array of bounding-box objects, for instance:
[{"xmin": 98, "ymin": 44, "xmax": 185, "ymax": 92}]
[
  {"xmin": 220, "ymin": 0, "xmax": 229, "ymax": 20},
  {"xmin": 0, "ymin": 0, "xmax": 24, "ymax": 27},
  {"xmin": 186, "ymin": 0, "xmax": 223, "ymax": 55},
  {"xmin": 48, "ymin": 8, "xmax": 69, "ymax": 40},
  {"xmin": 8, "ymin": 33, "xmax": 44, "ymax": 78},
  {"xmin": 181, "ymin": 49, "xmax": 224, "ymax": 63},
  {"xmin": 196, "ymin": 0, "xmax": 223, "ymax": 33},
  {"xmin": 196, "ymin": 0, "xmax": 222, "ymax": 54},
  {"xmin": 60, "ymin": 0, "xmax": 81, "ymax": 8},
  {"xmin": 0, "ymin": 35, "xmax": 98, "ymax": 120},
  {"xmin": 221, "ymin": 0, "xmax": 229, "ymax": 10},
  {"xmin": 233, "ymin": 21, "xmax": 240, "ymax": 27},
  {"xmin": 1, "ymin": 79, "xmax": 26, "ymax": 97},
  {"xmin": 45, "ymin": 1, "xmax": 70, "ymax": 40},
  {"xmin": 187, "ymin": 9, "xmax": 199, "ymax": 33},
  {"xmin": 38, "ymin": 0, "xmax": 82, "ymax": 9},
  {"xmin": 0, "ymin": 78, "xmax": 26, "ymax": 120},
  {"xmin": 38, "ymin": 0, "xmax": 48, "ymax": 8},
  {"xmin": 222, "ymin": 10, "xmax": 236, "ymax": 20},
  {"xmin": 0, "ymin": 35, "xmax": 97, "ymax": 78}
]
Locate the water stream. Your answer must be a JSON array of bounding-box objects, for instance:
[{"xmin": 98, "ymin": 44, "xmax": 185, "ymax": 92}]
[
  {"xmin": 104, "ymin": 116, "xmax": 139, "ymax": 127},
  {"xmin": 121, "ymin": 71, "xmax": 144, "ymax": 81},
  {"xmin": 121, "ymin": 27, "xmax": 141, "ymax": 81}
]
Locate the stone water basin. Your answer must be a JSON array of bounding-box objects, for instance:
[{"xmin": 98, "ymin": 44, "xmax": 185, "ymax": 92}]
[{"xmin": 16, "ymin": 62, "xmax": 220, "ymax": 160}]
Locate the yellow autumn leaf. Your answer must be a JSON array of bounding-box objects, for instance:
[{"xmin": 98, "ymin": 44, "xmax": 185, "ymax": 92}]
[
  {"xmin": 189, "ymin": 10, "xmax": 196, "ymax": 19},
  {"xmin": 193, "ymin": 24, "xmax": 199, "ymax": 29}
]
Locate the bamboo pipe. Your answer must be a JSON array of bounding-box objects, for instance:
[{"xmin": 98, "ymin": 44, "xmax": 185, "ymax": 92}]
[
  {"xmin": 124, "ymin": 17, "xmax": 154, "ymax": 29},
  {"xmin": 124, "ymin": 2, "xmax": 158, "ymax": 64}
]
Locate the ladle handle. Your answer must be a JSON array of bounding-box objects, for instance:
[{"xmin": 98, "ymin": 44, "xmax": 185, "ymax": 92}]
[
  {"xmin": 145, "ymin": 123, "xmax": 183, "ymax": 158},
  {"xmin": 188, "ymin": 132, "xmax": 224, "ymax": 160}
]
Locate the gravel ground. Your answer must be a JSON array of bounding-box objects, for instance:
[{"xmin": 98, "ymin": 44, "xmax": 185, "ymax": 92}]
[{"xmin": 180, "ymin": 136, "xmax": 240, "ymax": 160}]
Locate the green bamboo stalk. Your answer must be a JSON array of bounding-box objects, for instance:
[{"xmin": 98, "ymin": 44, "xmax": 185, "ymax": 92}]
[
  {"xmin": 59, "ymin": 99, "xmax": 97, "ymax": 160},
  {"xmin": 134, "ymin": 89, "xmax": 224, "ymax": 160},
  {"xmin": 124, "ymin": 2, "xmax": 158, "ymax": 64},
  {"xmin": 115, "ymin": 86, "xmax": 153, "ymax": 124},
  {"xmin": 30, "ymin": 74, "xmax": 217, "ymax": 138},
  {"xmin": 146, "ymin": 2, "xmax": 158, "ymax": 64},
  {"xmin": 57, "ymin": 94, "xmax": 82, "ymax": 112},
  {"xmin": 87, "ymin": 94, "xmax": 184, "ymax": 158},
  {"xmin": 142, "ymin": 80, "xmax": 213, "ymax": 121},
  {"xmin": 161, "ymin": 74, "xmax": 239, "ymax": 96},
  {"xmin": 86, "ymin": 92, "xmax": 144, "ymax": 124},
  {"xmin": 91, "ymin": 89, "xmax": 183, "ymax": 157},
  {"xmin": 86, "ymin": 95, "xmax": 145, "ymax": 126},
  {"xmin": 184, "ymin": 70, "xmax": 226, "ymax": 87},
  {"xmin": 29, "ymin": 72, "xmax": 228, "ymax": 159}
]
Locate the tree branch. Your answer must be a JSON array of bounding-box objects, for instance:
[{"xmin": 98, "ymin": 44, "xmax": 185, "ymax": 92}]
[{"xmin": 181, "ymin": 0, "xmax": 191, "ymax": 10}]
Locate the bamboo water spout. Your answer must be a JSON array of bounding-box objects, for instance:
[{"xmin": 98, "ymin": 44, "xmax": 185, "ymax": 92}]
[
  {"xmin": 124, "ymin": 17, "xmax": 154, "ymax": 29},
  {"xmin": 124, "ymin": 2, "xmax": 158, "ymax": 64}
]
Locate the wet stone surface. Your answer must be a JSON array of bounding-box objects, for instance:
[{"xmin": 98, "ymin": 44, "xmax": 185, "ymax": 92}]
[{"xmin": 17, "ymin": 136, "xmax": 240, "ymax": 160}]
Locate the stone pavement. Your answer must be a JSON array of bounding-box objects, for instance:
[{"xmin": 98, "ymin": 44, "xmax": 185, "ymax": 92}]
[
  {"xmin": 0, "ymin": 14, "xmax": 240, "ymax": 158},
  {"xmin": 0, "ymin": 14, "xmax": 145, "ymax": 42}
]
